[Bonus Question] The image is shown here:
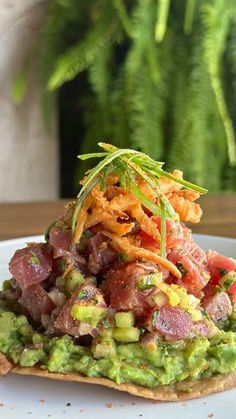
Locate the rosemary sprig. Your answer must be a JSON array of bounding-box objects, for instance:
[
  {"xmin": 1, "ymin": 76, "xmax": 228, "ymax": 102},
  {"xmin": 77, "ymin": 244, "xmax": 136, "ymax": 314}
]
[{"xmin": 72, "ymin": 143, "xmax": 208, "ymax": 255}]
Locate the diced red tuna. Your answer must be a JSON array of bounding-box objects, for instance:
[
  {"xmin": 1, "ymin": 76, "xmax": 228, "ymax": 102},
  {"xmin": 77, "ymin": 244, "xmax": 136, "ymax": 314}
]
[
  {"xmin": 88, "ymin": 232, "xmax": 118, "ymax": 274},
  {"xmin": 54, "ymin": 284, "xmax": 106, "ymax": 336},
  {"xmin": 147, "ymin": 305, "xmax": 192, "ymax": 340},
  {"xmin": 181, "ymin": 240, "xmax": 207, "ymax": 264},
  {"xmin": 9, "ymin": 244, "xmax": 53, "ymax": 289},
  {"xmin": 103, "ymin": 262, "xmax": 158, "ymax": 318},
  {"xmin": 201, "ymin": 291, "xmax": 232, "ymax": 323},
  {"xmin": 19, "ymin": 284, "xmax": 55, "ymax": 323},
  {"xmin": 49, "ymin": 227, "xmax": 72, "ymax": 257}
]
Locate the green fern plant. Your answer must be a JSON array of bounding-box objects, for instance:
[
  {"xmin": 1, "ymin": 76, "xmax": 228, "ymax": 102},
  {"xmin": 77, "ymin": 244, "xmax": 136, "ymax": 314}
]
[{"xmin": 14, "ymin": 0, "xmax": 236, "ymax": 193}]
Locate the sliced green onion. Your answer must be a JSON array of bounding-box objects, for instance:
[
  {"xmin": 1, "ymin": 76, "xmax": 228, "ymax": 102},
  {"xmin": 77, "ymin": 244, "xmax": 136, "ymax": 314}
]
[
  {"xmin": 136, "ymin": 273, "xmax": 162, "ymax": 290},
  {"xmin": 219, "ymin": 271, "xmax": 236, "ymax": 291}
]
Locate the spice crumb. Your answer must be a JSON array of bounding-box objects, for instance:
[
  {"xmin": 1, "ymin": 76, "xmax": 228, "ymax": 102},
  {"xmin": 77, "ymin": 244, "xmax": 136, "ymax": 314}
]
[
  {"xmin": 66, "ymin": 402, "xmax": 71, "ymax": 407},
  {"xmin": 80, "ymin": 409, "xmax": 85, "ymax": 413},
  {"xmin": 39, "ymin": 400, "xmax": 45, "ymax": 404},
  {"xmin": 139, "ymin": 415, "xmax": 143, "ymax": 417},
  {"xmin": 0, "ymin": 404, "xmax": 4, "ymax": 407},
  {"xmin": 27, "ymin": 412, "xmax": 32, "ymax": 415},
  {"xmin": 48, "ymin": 415, "xmax": 51, "ymax": 417},
  {"xmin": 106, "ymin": 402, "xmax": 113, "ymax": 409},
  {"xmin": 208, "ymin": 414, "xmax": 214, "ymax": 418},
  {"xmin": 131, "ymin": 402, "xmax": 136, "ymax": 405}
]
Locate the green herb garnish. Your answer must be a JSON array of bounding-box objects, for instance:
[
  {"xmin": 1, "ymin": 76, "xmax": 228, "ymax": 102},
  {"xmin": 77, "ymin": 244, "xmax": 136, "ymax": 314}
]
[
  {"xmin": 218, "ymin": 271, "xmax": 236, "ymax": 292},
  {"xmin": 44, "ymin": 221, "xmax": 56, "ymax": 242},
  {"xmin": 72, "ymin": 143, "xmax": 207, "ymax": 257},
  {"xmin": 218, "ymin": 268, "xmax": 229, "ymax": 277},
  {"xmin": 119, "ymin": 253, "xmax": 129, "ymax": 262},
  {"xmin": 29, "ymin": 251, "xmax": 41, "ymax": 266},
  {"xmin": 152, "ymin": 310, "xmax": 159, "ymax": 325},
  {"xmin": 77, "ymin": 290, "xmax": 89, "ymax": 300},
  {"xmin": 176, "ymin": 262, "xmax": 187, "ymax": 278}
]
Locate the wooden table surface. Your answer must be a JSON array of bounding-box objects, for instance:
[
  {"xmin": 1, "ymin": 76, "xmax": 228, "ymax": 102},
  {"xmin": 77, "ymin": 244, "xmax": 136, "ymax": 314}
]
[{"xmin": 0, "ymin": 195, "xmax": 235, "ymax": 240}]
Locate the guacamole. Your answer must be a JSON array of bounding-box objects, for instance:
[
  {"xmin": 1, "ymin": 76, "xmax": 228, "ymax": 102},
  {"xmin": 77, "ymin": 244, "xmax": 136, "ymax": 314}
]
[{"xmin": 1, "ymin": 309, "xmax": 236, "ymax": 388}]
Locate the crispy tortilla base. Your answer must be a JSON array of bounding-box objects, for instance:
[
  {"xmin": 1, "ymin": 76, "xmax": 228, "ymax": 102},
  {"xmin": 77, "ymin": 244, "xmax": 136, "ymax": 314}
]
[
  {"xmin": 9, "ymin": 366, "xmax": 236, "ymax": 401},
  {"xmin": 0, "ymin": 353, "xmax": 12, "ymax": 376}
]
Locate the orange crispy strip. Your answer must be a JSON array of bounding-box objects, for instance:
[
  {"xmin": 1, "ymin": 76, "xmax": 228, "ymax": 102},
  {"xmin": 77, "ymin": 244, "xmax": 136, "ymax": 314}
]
[
  {"xmin": 158, "ymin": 170, "xmax": 183, "ymax": 194},
  {"xmin": 109, "ymin": 192, "xmax": 139, "ymax": 212},
  {"xmin": 84, "ymin": 210, "xmax": 105, "ymax": 229},
  {"xmin": 169, "ymin": 196, "xmax": 202, "ymax": 224},
  {"xmin": 91, "ymin": 185, "xmax": 128, "ymax": 219},
  {"xmin": 62, "ymin": 261, "xmax": 74, "ymax": 278},
  {"xmin": 137, "ymin": 180, "xmax": 157, "ymax": 201},
  {"xmin": 74, "ymin": 195, "xmax": 93, "ymax": 243},
  {"xmin": 169, "ymin": 190, "xmax": 202, "ymax": 223},
  {"xmin": 85, "ymin": 209, "xmax": 134, "ymax": 236},
  {"xmin": 90, "ymin": 184, "xmax": 108, "ymax": 209},
  {"xmin": 102, "ymin": 217, "xmax": 134, "ymax": 236},
  {"xmin": 130, "ymin": 204, "xmax": 160, "ymax": 241},
  {"xmin": 103, "ymin": 232, "xmax": 181, "ymax": 279},
  {"xmin": 158, "ymin": 170, "xmax": 202, "ymax": 223}
]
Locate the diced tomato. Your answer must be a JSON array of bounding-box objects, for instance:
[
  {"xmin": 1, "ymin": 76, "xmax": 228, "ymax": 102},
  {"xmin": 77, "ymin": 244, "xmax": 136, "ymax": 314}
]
[
  {"xmin": 138, "ymin": 230, "xmax": 158, "ymax": 250},
  {"xmin": 207, "ymin": 251, "xmax": 236, "ymax": 287},
  {"xmin": 137, "ymin": 218, "xmax": 187, "ymax": 251},
  {"xmin": 228, "ymin": 282, "xmax": 236, "ymax": 295},
  {"xmin": 152, "ymin": 217, "xmax": 185, "ymax": 249},
  {"xmin": 168, "ymin": 249, "xmax": 209, "ymax": 295},
  {"xmin": 202, "ymin": 283, "xmax": 216, "ymax": 298}
]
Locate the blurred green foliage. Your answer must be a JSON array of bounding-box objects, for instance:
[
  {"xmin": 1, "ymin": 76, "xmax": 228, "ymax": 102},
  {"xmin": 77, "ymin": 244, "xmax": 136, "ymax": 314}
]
[{"xmin": 15, "ymin": 0, "xmax": 236, "ymax": 192}]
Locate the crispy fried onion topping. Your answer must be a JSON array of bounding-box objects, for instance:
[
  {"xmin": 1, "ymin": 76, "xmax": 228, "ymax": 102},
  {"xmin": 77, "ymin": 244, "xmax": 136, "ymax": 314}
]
[
  {"xmin": 74, "ymin": 172, "xmax": 202, "ymax": 257},
  {"xmin": 158, "ymin": 170, "xmax": 202, "ymax": 223}
]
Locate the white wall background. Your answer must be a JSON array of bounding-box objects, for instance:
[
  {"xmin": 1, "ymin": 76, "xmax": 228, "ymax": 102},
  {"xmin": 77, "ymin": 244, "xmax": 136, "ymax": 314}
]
[{"xmin": 0, "ymin": 0, "xmax": 59, "ymax": 202}]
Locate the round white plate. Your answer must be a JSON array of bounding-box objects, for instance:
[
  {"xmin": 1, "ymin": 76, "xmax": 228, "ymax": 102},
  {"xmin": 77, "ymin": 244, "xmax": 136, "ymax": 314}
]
[{"xmin": 0, "ymin": 234, "xmax": 236, "ymax": 419}]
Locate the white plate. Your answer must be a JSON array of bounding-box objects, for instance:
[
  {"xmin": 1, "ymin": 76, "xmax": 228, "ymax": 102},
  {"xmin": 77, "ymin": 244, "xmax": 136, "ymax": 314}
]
[{"xmin": 0, "ymin": 234, "xmax": 236, "ymax": 419}]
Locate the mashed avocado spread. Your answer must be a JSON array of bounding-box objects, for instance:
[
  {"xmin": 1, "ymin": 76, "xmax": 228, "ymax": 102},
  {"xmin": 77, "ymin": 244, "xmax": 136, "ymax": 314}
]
[{"xmin": 1, "ymin": 309, "xmax": 236, "ymax": 388}]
